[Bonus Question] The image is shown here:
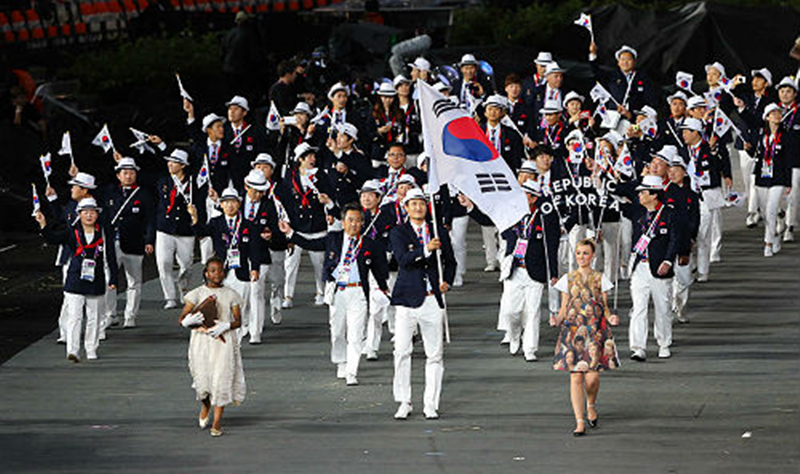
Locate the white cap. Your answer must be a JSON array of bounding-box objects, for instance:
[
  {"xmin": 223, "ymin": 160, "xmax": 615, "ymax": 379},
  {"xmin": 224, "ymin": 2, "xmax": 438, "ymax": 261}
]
[
  {"xmin": 401, "ymin": 187, "xmax": 427, "ymax": 206},
  {"xmin": 484, "ymin": 94, "xmax": 509, "ymax": 110},
  {"xmin": 651, "ymin": 145, "xmax": 676, "ymax": 165},
  {"xmin": 563, "ymin": 91, "xmax": 585, "ymax": 105},
  {"xmin": 615, "ymin": 45, "xmax": 638, "ymax": 60},
  {"xmin": 705, "ymin": 62, "xmax": 727, "ymax": 78},
  {"xmin": 114, "ymin": 157, "xmax": 140, "ymax": 171},
  {"xmin": 291, "ymin": 102, "xmax": 313, "ymax": 115},
  {"xmin": 601, "ymin": 130, "xmax": 623, "ymax": 149},
  {"xmin": 519, "ymin": 161, "xmax": 537, "ymax": 175},
  {"xmin": 68, "ymin": 172, "xmax": 98, "ymax": 190},
  {"xmin": 433, "ymin": 81, "xmax": 452, "ymax": 93},
  {"xmin": 165, "ymin": 149, "xmax": 190, "ymax": 166},
  {"xmin": 667, "ymin": 91, "xmax": 689, "ymax": 105},
  {"xmin": 220, "ymin": 187, "xmax": 242, "ymax": 202},
  {"xmin": 777, "ymin": 76, "xmax": 798, "ymax": 91},
  {"xmin": 336, "ymin": 122, "xmax": 359, "ymax": 141},
  {"xmin": 534, "ymin": 52, "xmax": 553, "ymax": 65},
  {"xmin": 521, "ymin": 179, "xmax": 542, "ymax": 196},
  {"xmin": 751, "ymin": 68, "xmax": 773, "ymax": 86},
  {"xmin": 294, "ymin": 142, "xmax": 318, "ymax": 160},
  {"xmin": 76, "ymin": 197, "xmax": 100, "ymax": 212},
  {"xmin": 545, "ymin": 62, "xmax": 565, "ymax": 76},
  {"xmin": 408, "ymin": 57, "xmax": 431, "ymax": 72},
  {"xmin": 539, "ymin": 99, "xmax": 563, "ymax": 115},
  {"xmin": 459, "ymin": 54, "xmax": 479, "ymax": 67},
  {"xmin": 360, "ymin": 179, "xmax": 383, "ymax": 195},
  {"xmin": 202, "ymin": 113, "xmax": 224, "ymax": 131},
  {"xmin": 251, "ymin": 152, "xmax": 276, "ymax": 168},
  {"xmin": 679, "ymin": 117, "xmax": 705, "ymax": 133},
  {"xmin": 686, "ymin": 96, "xmax": 707, "ymax": 110},
  {"xmin": 327, "ymin": 82, "xmax": 349, "ymax": 100},
  {"xmin": 393, "ymin": 75, "xmax": 410, "ymax": 87},
  {"xmin": 636, "ymin": 105, "xmax": 658, "ymax": 118},
  {"xmin": 636, "ymin": 174, "xmax": 665, "ymax": 192},
  {"xmin": 762, "ymin": 103, "xmax": 782, "ymax": 121},
  {"xmin": 376, "ymin": 82, "xmax": 397, "ymax": 97},
  {"xmin": 225, "ymin": 95, "xmax": 249, "ymax": 111},
  {"xmin": 244, "ymin": 169, "xmax": 269, "ymax": 191},
  {"xmin": 397, "ymin": 174, "xmax": 417, "ymax": 186},
  {"xmin": 670, "ymin": 153, "xmax": 687, "ymax": 169}
]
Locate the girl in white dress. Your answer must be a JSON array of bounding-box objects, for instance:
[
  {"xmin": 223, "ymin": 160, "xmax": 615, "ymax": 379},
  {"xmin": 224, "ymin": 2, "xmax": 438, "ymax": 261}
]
[{"xmin": 179, "ymin": 257, "xmax": 246, "ymax": 437}]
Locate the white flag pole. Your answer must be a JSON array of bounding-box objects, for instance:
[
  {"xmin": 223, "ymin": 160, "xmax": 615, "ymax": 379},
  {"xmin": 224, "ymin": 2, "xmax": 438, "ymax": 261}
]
[{"xmin": 427, "ymin": 189, "xmax": 451, "ymax": 344}]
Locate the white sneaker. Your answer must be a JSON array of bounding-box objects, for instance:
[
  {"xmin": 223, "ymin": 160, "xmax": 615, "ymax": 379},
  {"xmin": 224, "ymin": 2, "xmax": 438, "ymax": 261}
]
[
  {"xmin": 773, "ymin": 240, "xmax": 782, "ymax": 254},
  {"xmin": 314, "ymin": 294, "xmax": 325, "ymax": 306},
  {"xmin": 696, "ymin": 273, "xmax": 709, "ymax": 282},
  {"xmin": 336, "ymin": 364, "xmax": 346, "ymax": 379},
  {"xmin": 630, "ymin": 349, "xmax": 646, "ymax": 362},
  {"xmin": 764, "ymin": 245, "xmax": 774, "ymax": 257},
  {"xmin": 658, "ymin": 347, "xmax": 672, "ymax": 359},
  {"xmin": 164, "ymin": 300, "xmax": 178, "ymax": 310},
  {"xmin": 98, "ymin": 331, "xmax": 106, "ymax": 341},
  {"xmin": 784, "ymin": 228, "xmax": 795, "ymax": 242},
  {"xmin": 123, "ymin": 319, "xmax": 136, "ymax": 328},
  {"xmin": 745, "ymin": 213, "xmax": 758, "ymax": 228},
  {"xmin": 509, "ymin": 337, "xmax": 521, "ymax": 356},
  {"xmin": 500, "ymin": 333, "xmax": 511, "ymax": 345},
  {"xmin": 424, "ymin": 408, "xmax": 439, "ymax": 420},
  {"xmin": 86, "ymin": 351, "xmax": 98, "ymax": 360},
  {"xmin": 108, "ymin": 316, "xmax": 121, "ymax": 327},
  {"xmin": 524, "ymin": 352, "xmax": 538, "ymax": 362},
  {"xmin": 346, "ymin": 375, "xmax": 359, "ymax": 386},
  {"xmin": 453, "ymin": 275, "xmax": 464, "ymax": 287},
  {"xmin": 394, "ymin": 402, "xmax": 413, "ymax": 420},
  {"xmin": 281, "ymin": 298, "xmax": 293, "ymax": 309},
  {"xmin": 271, "ymin": 309, "xmax": 282, "ymax": 325},
  {"xmin": 249, "ymin": 335, "xmax": 262, "ymax": 345},
  {"xmin": 483, "ymin": 263, "xmax": 498, "ymax": 272},
  {"xmin": 365, "ymin": 351, "xmax": 378, "ymax": 361}
]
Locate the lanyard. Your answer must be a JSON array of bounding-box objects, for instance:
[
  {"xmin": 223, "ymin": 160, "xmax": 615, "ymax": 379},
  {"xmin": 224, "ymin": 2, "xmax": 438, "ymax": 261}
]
[
  {"xmin": 544, "ymin": 122, "xmax": 564, "ymax": 147},
  {"xmin": 641, "ymin": 204, "xmax": 664, "ymax": 240},
  {"xmin": 621, "ymin": 71, "xmax": 636, "ymax": 107},
  {"xmin": 763, "ymin": 131, "xmax": 780, "ymax": 167},
  {"xmin": 395, "ymin": 201, "xmax": 407, "ymax": 225},
  {"xmin": 74, "ymin": 226, "xmax": 103, "ymax": 257},
  {"xmin": 166, "ymin": 177, "xmax": 190, "ymax": 215},
  {"xmin": 342, "ymin": 235, "xmax": 363, "ymax": 268},
  {"xmin": 519, "ymin": 209, "xmax": 539, "ymax": 240},
  {"xmin": 111, "ymin": 186, "xmax": 141, "ymax": 225},
  {"xmin": 224, "ymin": 214, "xmax": 242, "ymax": 248}
]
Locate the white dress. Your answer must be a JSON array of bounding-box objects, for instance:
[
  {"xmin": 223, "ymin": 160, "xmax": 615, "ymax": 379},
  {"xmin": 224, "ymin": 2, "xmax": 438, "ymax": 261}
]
[{"xmin": 184, "ymin": 285, "xmax": 247, "ymax": 407}]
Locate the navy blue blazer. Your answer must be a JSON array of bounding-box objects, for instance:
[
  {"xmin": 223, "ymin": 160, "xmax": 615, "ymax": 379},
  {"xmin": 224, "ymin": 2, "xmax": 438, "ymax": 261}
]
[
  {"xmin": 501, "ymin": 208, "xmax": 561, "ymax": 283},
  {"xmin": 290, "ymin": 230, "xmax": 389, "ymax": 301},
  {"xmin": 621, "ymin": 202, "xmax": 680, "ymax": 279},
  {"xmin": 155, "ymin": 175, "xmax": 205, "ymax": 237},
  {"xmin": 103, "ymin": 184, "xmax": 155, "ymax": 255},
  {"xmin": 389, "ymin": 221, "xmax": 456, "ymax": 309},
  {"xmin": 42, "ymin": 223, "xmax": 119, "ymax": 295},
  {"xmin": 193, "ymin": 214, "xmax": 262, "ymax": 282}
]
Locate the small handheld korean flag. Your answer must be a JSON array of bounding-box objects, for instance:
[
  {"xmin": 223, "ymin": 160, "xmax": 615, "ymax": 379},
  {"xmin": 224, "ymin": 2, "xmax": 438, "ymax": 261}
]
[
  {"xmin": 590, "ymin": 83, "xmax": 617, "ymax": 106},
  {"xmin": 176, "ymin": 73, "xmax": 193, "ymax": 102},
  {"xmin": 613, "ymin": 144, "xmax": 635, "ymax": 178},
  {"xmin": 197, "ymin": 155, "xmax": 210, "ymax": 188},
  {"xmin": 311, "ymin": 105, "xmax": 329, "ymax": 125},
  {"xmin": 639, "ymin": 117, "xmax": 658, "ymax": 138},
  {"xmin": 574, "ymin": 13, "xmax": 594, "ymax": 42},
  {"xmin": 676, "ymin": 71, "xmax": 694, "ymax": 93},
  {"xmin": 39, "ymin": 153, "xmax": 53, "ymax": 185},
  {"xmin": 92, "ymin": 124, "xmax": 115, "ymax": 153},
  {"xmin": 713, "ymin": 107, "xmax": 734, "ymax": 137},
  {"xmin": 31, "ymin": 183, "xmax": 40, "ymax": 217},
  {"xmin": 58, "ymin": 131, "xmax": 75, "ymax": 167},
  {"xmin": 266, "ymin": 101, "xmax": 281, "ymax": 131},
  {"xmin": 129, "ymin": 127, "xmax": 155, "ymax": 154}
]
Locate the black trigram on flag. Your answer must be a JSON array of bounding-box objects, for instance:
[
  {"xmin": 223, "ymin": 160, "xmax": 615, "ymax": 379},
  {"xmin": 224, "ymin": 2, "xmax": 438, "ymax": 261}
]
[{"xmin": 476, "ymin": 173, "xmax": 512, "ymax": 193}]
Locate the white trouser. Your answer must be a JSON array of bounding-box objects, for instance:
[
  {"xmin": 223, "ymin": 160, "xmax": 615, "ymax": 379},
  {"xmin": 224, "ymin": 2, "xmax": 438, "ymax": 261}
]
[
  {"xmin": 629, "ymin": 262, "xmax": 672, "ymax": 351},
  {"xmin": 155, "ymin": 231, "xmax": 194, "ymax": 302},
  {"xmin": 284, "ymin": 246, "xmax": 325, "ymax": 299},
  {"xmin": 596, "ymin": 221, "xmax": 621, "ymax": 280},
  {"xmin": 567, "ymin": 224, "xmax": 589, "ymax": 271},
  {"xmin": 268, "ymin": 250, "xmax": 286, "ymax": 313},
  {"xmin": 756, "ymin": 186, "xmax": 786, "ymax": 247},
  {"xmin": 450, "ymin": 216, "xmax": 469, "ymax": 278},
  {"xmin": 250, "ymin": 264, "xmax": 271, "ymax": 340},
  {"xmin": 330, "ymin": 286, "xmax": 368, "ymax": 377},
  {"xmin": 365, "ymin": 272, "xmax": 396, "ymax": 354},
  {"xmin": 224, "ymin": 273, "xmax": 253, "ymax": 340},
  {"xmin": 59, "ymin": 264, "xmax": 69, "ymax": 341},
  {"xmin": 672, "ymin": 258, "xmax": 693, "ymax": 316},
  {"xmin": 199, "ymin": 236, "xmax": 214, "ymax": 264},
  {"xmin": 104, "ymin": 241, "xmax": 144, "ymax": 323},
  {"xmin": 481, "ymin": 225, "xmax": 500, "ymax": 266},
  {"xmin": 786, "ymin": 169, "xmax": 800, "ymax": 231},
  {"xmin": 697, "ymin": 188, "xmax": 723, "ymax": 277},
  {"xmin": 63, "ymin": 292, "xmax": 101, "ymax": 357},
  {"xmin": 393, "ymin": 295, "xmax": 444, "ymax": 412},
  {"xmin": 549, "ymin": 234, "xmax": 570, "ymax": 316},
  {"xmin": 734, "ymin": 147, "xmax": 759, "ymax": 214},
  {"xmin": 498, "ymin": 270, "xmax": 544, "ymax": 356}
]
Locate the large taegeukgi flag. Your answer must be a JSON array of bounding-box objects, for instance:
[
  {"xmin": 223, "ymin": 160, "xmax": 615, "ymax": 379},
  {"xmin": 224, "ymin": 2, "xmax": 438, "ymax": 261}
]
[{"xmin": 418, "ymin": 80, "xmax": 527, "ymax": 233}]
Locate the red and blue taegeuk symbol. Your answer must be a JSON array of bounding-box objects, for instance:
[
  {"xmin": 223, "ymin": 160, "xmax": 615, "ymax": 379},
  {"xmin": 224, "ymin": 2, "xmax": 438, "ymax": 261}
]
[{"xmin": 442, "ymin": 117, "xmax": 499, "ymax": 162}]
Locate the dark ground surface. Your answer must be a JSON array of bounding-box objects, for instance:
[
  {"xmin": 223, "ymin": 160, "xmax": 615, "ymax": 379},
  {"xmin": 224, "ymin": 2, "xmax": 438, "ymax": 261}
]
[{"xmin": 0, "ymin": 196, "xmax": 798, "ymax": 473}]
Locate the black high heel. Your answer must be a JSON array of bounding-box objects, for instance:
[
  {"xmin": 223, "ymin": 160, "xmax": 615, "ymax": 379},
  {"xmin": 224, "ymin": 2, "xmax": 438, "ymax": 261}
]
[
  {"xmin": 573, "ymin": 419, "xmax": 586, "ymax": 437},
  {"xmin": 587, "ymin": 404, "xmax": 598, "ymax": 428}
]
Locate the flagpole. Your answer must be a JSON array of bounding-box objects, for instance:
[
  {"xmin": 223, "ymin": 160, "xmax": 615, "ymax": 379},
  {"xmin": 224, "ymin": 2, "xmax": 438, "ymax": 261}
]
[{"xmin": 428, "ymin": 189, "xmax": 451, "ymax": 344}]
